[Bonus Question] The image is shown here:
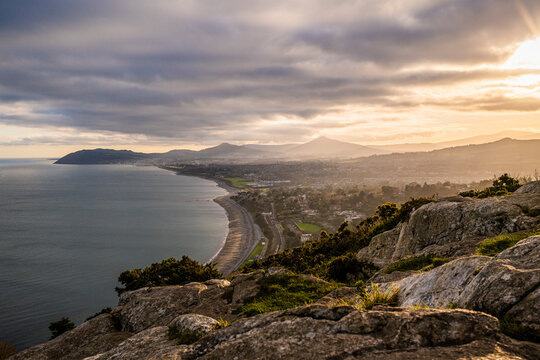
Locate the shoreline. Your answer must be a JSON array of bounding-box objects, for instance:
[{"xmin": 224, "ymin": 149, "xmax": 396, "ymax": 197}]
[{"xmin": 163, "ymin": 169, "xmax": 260, "ymax": 275}]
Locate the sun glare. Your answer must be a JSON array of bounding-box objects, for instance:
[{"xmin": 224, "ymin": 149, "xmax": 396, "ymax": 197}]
[{"xmin": 503, "ymin": 37, "xmax": 540, "ymax": 69}]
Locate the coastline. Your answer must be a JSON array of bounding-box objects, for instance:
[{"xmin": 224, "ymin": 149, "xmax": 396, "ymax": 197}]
[
  {"xmin": 164, "ymin": 169, "xmax": 260, "ymax": 275},
  {"xmin": 208, "ymin": 178, "xmax": 261, "ymax": 275}
]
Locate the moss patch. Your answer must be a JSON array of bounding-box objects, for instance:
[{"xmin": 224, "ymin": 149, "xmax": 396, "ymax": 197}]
[
  {"xmin": 239, "ymin": 274, "xmax": 338, "ymax": 316},
  {"xmin": 167, "ymin": 326, "xmax": 204, "ymax": 345},
  {"xmin": 383, "ymin": 255, "xmax": 449, "ymax": 274},
  {"xmin": 499, "ymin": 315, "xmax": 540, "ymax": 343},
  {"xmin": 476, "ymin": 229, "xmax": 540, "ymax": 256}
]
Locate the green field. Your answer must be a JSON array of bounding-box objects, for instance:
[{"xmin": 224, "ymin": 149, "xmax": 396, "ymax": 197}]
[
  {"xmin": 246, "ymin": 240, "xmax": 265, "ymax": 261},
  {"xmin": 295, "ymin": 222, "xmax": 321, "ymax": 234},
  {"xmin": 223, "ymin": 177, "xmax": 254, "ymax": 189}
]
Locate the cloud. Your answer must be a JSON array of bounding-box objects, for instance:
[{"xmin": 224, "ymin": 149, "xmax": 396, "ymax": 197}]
[{"xmin": 0, "ymin": 0, "xmax": 539, "ymax": 147}]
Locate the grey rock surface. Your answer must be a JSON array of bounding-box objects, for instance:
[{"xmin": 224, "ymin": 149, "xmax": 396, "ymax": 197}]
[
  {"xmin": 184, "ymin": 305, "xmax": 539, "ymax": 360},
  {"xmin": 169, "ymin": 314, "xmax": 219, "ymax": 335},
  {"xmin": 395, "ymin": 255, "xmax": 491, "ymax": 308},
  {"xmin": 9, "ymin": 314, "xmax": 132, "ymax": 360},
  {"xmin": 83, "ymin": 326, "xmax": 184, "ymax": 360}
]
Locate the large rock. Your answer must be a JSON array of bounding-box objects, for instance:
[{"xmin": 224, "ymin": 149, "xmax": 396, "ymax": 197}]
[
  {"xmin": 391, "ymin": 236, "xmax": 540, "ymax": 334},
  {"xmin": 114, "ymin": 283, "xmax": 209, "ymax": 333},
  {"xmin": 357, "ymin": 183, "xmax": 540, "ymax": 266},
  {"xmin": 183, "ymin": 305, "xmax": 539, "ymax": 359},
  {"xmin": 9, "ymin": 314, "xmax": 132, "ymax": 360},
  {"xmin": 169, "ymin": 314, "xmax": 219, "ymax": 335},
  {"xmin": 460, "ymin": 236, "xmax": 540, "ymax": 316},
  {"xmin": 357, "ymin": 223, "xmax": 404, "ymax": 267},
  {"xmin": 395, "ymin": 255, "xmax": 491, "ymax": 308}
]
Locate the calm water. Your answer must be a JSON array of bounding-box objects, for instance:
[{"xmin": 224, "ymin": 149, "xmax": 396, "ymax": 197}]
[{"xmin": 0, "ymin": 159, "xmax": 227, "ymax": 350}]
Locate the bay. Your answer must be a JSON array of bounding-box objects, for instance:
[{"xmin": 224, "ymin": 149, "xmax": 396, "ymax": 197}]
[{"xmin": 0, "ymin": 159, "xmax": 227, "ymax": 350}]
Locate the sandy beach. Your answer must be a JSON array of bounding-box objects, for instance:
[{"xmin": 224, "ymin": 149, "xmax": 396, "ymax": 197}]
[
  {"xmin": 163, "ymin": 168, "xmax": 261, "ymax": 275},
  {"xmin": 210, "ymin": 193, "xmax": 261, "ymax": 275}
]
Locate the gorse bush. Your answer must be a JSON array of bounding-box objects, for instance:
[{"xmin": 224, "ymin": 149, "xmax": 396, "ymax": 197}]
[
  {"xmin": 460, "ymin": 173, "xmax": 521, "ymax": 198},
  {"xmin": 476, "ymin": 229, "xmax": 540, "ymax": 256},
  {"xmin": 116, "ymin": 256, "xmax": 221, "ymax": 295}
]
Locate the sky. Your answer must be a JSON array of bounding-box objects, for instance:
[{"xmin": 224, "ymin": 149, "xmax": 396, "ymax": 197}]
[{"xmin": 1, "ymin": 0, "xmax": 540, "ymax": 157}]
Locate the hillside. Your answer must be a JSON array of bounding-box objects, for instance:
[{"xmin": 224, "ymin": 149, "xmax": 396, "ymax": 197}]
[
  {"xmin": 54, "ymin": 149, "xmax": 151, "ymax": 164},
  {"xmin": 10, "ymin": 181, "xmax": 540, "ymax": 359},
  {"xmin": 346, "ymin": 138, "xmax": 540, "ymax": 180}
]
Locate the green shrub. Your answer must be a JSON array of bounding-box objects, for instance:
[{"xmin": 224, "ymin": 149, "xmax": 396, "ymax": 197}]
[
  {"xmin": 239, "ymin": 274, "xmax": 338, "ymax": 316},
  {"xmin": 49, "ymin": 317, "xmax": 75, "ymax": 339},
  {"xmin": 460, "ymin": 174, "xmax": 521, "ymax": 198},
  {"xmin": 327, "ymin": 253, "xmax": 377, "ymax": 283},
  {"xmin": 167, "ymin": 326, "xmax": 204, "ymax": 345},
  {"xmin": 115, "ymin": 256, "xmax": 221, "ymax": 295},
  {"xmin": 383, "ymin": 255, "xmax": 449, "ymax": 274},
  {"xmin": 476, "ymin": 229, "xmax": 540, "ymax": 256}
]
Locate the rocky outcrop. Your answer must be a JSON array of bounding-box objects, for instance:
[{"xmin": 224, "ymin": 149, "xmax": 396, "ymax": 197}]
[
  {"xmin": 390, "ymin": 236, "xmax": 540, "ymax": 335},
  {"xmin": 184, "ymin": 305, "xmax": 538, "ymax": 359},
  {"xmin": 11, "ymin": 267, "xmax": 540, "ymax": 360},
  {"xmin": 357, "ymin": 223, "xmax": 404, "ymax": 267},
  {"xmin": 10, "ymin": 314, "xmax": 132, "ymax": 360},
  {"xmin": 357, "ymin": 182, "xmax": 540, "ymax": 266},
  {"xmin": 84, "ymin": 326, "xmax": 184, "ymax": 360}
]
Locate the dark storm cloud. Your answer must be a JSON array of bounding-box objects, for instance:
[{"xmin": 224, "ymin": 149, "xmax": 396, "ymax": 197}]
[{"xmin": 0, "ymin": 0, "xmax": 538, "ymax": 144}]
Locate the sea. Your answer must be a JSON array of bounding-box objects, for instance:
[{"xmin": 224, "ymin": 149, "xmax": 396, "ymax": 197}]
[{"xmin": 0, "ymin": 159, "xmax": 228, "ymax": 350}]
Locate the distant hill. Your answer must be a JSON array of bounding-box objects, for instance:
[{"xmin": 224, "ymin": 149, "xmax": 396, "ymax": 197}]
[
  {"xmin": 55, "ymin": 136, "xmax": 540, "ymax": 169},
  {"xmin": 371, "ymin": 130, "xmax": 540, "ymax": 153},
  {"xmin": 285, "ymin": 136, "xmax": 382, "ymax": 159},
  {"xmin": 54, "ymin": 149, "xmax": 151, "ymax": 164},
  {"xmin": 347, "ymin": 138, "xmax": 540, "ymax": 179}
]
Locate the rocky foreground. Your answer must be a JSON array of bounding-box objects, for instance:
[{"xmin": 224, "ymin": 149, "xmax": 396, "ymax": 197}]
[{"xmin": 10, "ymin": 182, "xmax": 540, "ymax": 359}]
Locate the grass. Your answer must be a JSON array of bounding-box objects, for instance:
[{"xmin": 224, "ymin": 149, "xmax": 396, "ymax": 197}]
[
  {"xmin": 383, "ymin": 255, "xmax": 449, "ymax": 274},
  {"xmin": 216, "ymin": 318, "xmax": 230, "ymax": 329},
  {"xmin": 239, "ymin": 274, "xmax": 338, "ymax": 316},
  {"xmin": 295, "ymin": 222, "xmax": 322, "ymax": 234},
  {"xmin": 245, "ymin": 240, "xmax": 265, "ymax": 262},
  {"xmin": 358, "ymin": 282, "xmax": 400, "ymax": 310},
  {"xmin": 223, "ymin": 177, "xmax": 255, "ymax": 189},
  {"xmin": 476, "ymin": 229, "xmax": 540, "ymax": 256}
]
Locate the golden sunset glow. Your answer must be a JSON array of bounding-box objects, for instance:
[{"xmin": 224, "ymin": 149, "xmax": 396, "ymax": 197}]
[
  {"xmin": 504, "ymin": 37, "xmax": 540, "ymax": 69},
  {"xmin": 0, "ymin": 1, "xmax": 539, "ymax": 157}
]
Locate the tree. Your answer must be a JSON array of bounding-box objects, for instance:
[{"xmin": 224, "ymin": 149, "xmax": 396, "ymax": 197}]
[
  {"xmin": 49, "ymin": 317, "xmax": 75, "ymax": 339},
  {"xmin": 492, "ymin": 173, "xmax": 520, "ymax": 192}
]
